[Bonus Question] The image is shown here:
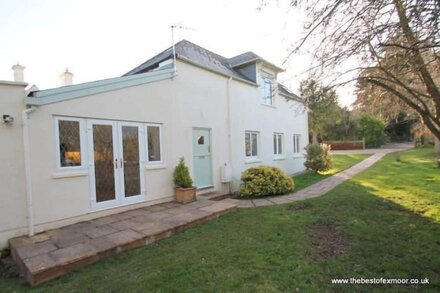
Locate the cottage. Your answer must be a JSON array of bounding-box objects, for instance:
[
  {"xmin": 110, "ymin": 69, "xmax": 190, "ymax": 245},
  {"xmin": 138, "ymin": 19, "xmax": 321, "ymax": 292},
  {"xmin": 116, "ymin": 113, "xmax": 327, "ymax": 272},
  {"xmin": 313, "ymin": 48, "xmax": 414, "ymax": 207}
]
[{"xmin": 0, "ymin": 40, "xmax": 308, "ymax": 248}]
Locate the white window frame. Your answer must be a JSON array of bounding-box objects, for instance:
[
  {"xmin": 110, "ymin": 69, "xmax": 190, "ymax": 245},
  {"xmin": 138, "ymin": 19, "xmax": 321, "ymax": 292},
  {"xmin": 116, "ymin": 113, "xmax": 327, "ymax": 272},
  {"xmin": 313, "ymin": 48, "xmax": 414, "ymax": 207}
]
[
  {"xmin": 260, "ymin": 73, "xmax": 274, "ymax": 106},
  {"xmin": 145, "ymin": 123, "xmax": 163, "ymax": 165},
  {"xmin": 54, "ymin": 116, "xmax": 87, "ymax": 171},
  {"xmin": 245, "ymin": 131, "xmax": 260, "ymax": 160},
  {"xmin": 273, "ymin": 133, "xmax": 284, "ymax": 159},
  {"xmin": 293, "ymin": 134, "xmax": 301, "ymax": 154}
]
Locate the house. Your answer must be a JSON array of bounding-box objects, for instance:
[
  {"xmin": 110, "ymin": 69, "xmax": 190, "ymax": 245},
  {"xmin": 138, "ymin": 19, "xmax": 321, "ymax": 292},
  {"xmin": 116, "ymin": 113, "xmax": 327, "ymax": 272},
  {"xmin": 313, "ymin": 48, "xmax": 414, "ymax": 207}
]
[{"xmin": 0, "ymin": 40, "xmax": 308, "ymax": 248}]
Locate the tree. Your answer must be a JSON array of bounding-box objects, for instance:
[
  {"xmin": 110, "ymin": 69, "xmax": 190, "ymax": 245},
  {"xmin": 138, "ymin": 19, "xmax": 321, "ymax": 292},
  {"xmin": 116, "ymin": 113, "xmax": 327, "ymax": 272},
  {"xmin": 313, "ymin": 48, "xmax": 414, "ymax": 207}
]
[
  {"xmin": 299, "ymin": 79, "xmax": 341, "ymax": 143},
  {"xmin": 304, "ymin": 143, "xmax": 332, "ymax": 174},
  {"xmin": 356, "ymin": 115, "xmax": 387, "ymax": 147},
  {"xmin": 288, "ymin": 0, "xmax": 440, "ymax": 149}
]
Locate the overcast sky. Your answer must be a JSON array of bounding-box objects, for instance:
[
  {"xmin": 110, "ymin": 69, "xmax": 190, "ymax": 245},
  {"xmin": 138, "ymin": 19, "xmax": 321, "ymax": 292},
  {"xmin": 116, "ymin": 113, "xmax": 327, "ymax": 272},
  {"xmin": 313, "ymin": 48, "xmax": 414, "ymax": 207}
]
[{"xmin": 0, "ymin": 0, "xmax": 355, "ymax": 106}]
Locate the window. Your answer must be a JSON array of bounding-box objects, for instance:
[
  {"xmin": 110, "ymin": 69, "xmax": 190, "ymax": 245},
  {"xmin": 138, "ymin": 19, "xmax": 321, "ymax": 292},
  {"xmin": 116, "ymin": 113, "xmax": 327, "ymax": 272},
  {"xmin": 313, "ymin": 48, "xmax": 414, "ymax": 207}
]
[
  {"xmin": 273, "ymin": 133, "xmax": 283, "ymax": 155},
  {"xmin": 147, "ymin": 124, "xmax": 162, "ymax": 163},
  {"xmin": 260, "ymin": 75, "xmax": 274, "ymax": 105},
  {"xmin": 245, "ymin": 131, "xmax": 259, "ymax": 158},
  {"xmin": 56, "ymin": 118, "xmax": 83, "ymax": 168},
  {"xmin": 293, "ymin": 134, "xmax": 301, "ymax": 153}
]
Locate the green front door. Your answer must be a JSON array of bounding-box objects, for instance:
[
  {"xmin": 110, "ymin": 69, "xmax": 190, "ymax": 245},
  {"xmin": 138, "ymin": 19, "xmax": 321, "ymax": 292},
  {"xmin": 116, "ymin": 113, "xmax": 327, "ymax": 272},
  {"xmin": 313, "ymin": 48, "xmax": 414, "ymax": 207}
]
[{"xmin": 192, "ymin": 128, "xmax": 213, "ymax": 188}]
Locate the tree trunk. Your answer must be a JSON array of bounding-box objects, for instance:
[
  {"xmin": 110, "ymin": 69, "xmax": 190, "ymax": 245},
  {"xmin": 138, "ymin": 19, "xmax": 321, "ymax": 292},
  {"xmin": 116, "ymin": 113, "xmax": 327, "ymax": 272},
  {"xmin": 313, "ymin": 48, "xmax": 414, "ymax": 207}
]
[
  {"xmin": 312, "ymin": 131, "xmax": 319, "ymax": 144},
  {"xmin": 435, "ymin": 137, "xmax": 440, "ymax": 154}
]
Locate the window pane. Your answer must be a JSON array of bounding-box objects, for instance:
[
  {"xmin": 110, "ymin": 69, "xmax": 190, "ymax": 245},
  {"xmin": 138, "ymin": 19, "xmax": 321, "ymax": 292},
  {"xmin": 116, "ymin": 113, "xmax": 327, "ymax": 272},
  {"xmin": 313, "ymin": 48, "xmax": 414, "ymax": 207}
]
[
  {"xmin": 266, "ymin": 81, "xmax": 272, "ymax": 105},
  {"xmin": 122, "ymin": 126, "xmax": 141, "ymax": 197},
  {"xmin": 273, "ymin": 135, "xmax": 277, "ymax": 154},
  {"xmin": 93, "ymin": 124, "xmax": 116, "ymax": 202},
  {"xmin": 59, "ymin": 120, "xmax": 81, "ymax": 167},
  {"xmin": 260, "ymin": 77, "xmax": 273, "ymax": 105},
  {"xmin": 245, "ymin": 133, "xmax": 251, "ymax": 157},
  {"xmin": 278, "ymin": 135, "xmax": 282, "ymax": 154},
  {"xmin": 293, "ymin": 135, "xmax": 300, "ymax": 153},
  {"xmin": 251, "ymin": 133, "xmax": 258, "ymax": 156},
  {"xmin": 147, "ymin": 126, "xmax": 161, "ymax": 162}
]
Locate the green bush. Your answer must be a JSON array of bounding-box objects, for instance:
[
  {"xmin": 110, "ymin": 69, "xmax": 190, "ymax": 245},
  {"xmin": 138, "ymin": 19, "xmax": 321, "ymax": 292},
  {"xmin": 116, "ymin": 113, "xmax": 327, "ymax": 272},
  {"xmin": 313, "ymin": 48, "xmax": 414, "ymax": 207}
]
[
  {"xmin": 173, "ymin": 157, "xmax": 193, "ymax": 188},
  {"xmin": 356, "ymin": 115, "xmax": 386, "ymax": 147},
  {"xmin": 240, "ymin": 166, "xmax": 294, "ymax": 198},
  {"xmin": 304, "ymin": 143, "xmax": 332, "ymax": 174}
]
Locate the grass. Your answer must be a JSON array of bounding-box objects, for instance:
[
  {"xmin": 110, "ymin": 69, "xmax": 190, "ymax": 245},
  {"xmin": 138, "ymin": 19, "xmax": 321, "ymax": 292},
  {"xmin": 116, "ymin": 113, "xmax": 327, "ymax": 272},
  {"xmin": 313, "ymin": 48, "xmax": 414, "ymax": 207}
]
[
  {"xmin": 1, "ymin": 148, "xmax": 439, "ymax": 292},
  {"xmin": 293, "ymin": 154, "xmax": 370, "ymax": 191}
]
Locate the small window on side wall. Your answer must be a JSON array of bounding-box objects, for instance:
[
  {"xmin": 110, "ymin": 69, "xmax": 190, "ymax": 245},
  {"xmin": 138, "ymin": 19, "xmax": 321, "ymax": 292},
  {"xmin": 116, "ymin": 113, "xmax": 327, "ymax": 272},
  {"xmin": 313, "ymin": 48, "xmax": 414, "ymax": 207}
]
[
  {"xmin": 57, "ymin": 118, "xmax": 83, "ymax": 168},
  {"xmin": 245, "ymin": 131, "xmax": 259, "ymax": 158},
  {"xmin": 293, "ymin": 134, "xmax": 301, "ymax": 153},
  {"xmin": 147, "ymin": 125, "xmax": 162, "ymax": 163},
  {"xmin": 274, "ymin": 133, "xmax": 283, "ymax": 155}
]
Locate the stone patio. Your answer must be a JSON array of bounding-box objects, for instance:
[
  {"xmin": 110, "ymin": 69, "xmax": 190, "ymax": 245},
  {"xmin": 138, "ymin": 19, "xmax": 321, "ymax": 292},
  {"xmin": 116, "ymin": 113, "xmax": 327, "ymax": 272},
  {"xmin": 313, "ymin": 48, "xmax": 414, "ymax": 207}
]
[{"xmin": 9, "ymin": 198, "xmax": 237, "ymax": 286}]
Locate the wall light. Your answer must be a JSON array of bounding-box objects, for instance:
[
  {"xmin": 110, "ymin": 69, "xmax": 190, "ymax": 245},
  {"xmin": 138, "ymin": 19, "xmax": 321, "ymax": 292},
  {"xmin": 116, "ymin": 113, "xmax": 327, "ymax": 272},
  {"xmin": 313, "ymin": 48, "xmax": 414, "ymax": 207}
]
[{"xmin": 2, "ymin": 115, "xmax": 14, "ymax": 125}]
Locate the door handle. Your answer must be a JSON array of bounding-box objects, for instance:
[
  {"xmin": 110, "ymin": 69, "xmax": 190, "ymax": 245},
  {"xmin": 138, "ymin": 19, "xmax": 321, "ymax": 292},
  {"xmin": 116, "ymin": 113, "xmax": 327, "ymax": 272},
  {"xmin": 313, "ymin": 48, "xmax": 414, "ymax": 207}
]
[{"xmin": 114, "ymin": 158, "xmax": 118, "ymax": 169}]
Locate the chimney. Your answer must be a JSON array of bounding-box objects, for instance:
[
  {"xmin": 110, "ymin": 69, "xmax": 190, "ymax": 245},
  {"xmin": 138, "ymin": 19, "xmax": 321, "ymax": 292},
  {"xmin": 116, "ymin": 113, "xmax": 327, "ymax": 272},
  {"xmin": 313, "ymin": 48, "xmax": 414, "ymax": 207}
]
[
  {"xmin": 59, "ymin": 68, "xmax": 74, "ymax": 86},
  {"xmin": 12, "ymin": 63, "xmax": 25, "ymax": 82}
]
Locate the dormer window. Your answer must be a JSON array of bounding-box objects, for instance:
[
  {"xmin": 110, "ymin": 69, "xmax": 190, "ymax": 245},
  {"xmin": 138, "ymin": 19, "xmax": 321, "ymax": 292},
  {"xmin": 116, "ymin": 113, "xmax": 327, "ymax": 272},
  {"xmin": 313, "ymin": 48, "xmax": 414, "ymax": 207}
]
[{"xmin": 260, "ymin": 73, "xmax": 274, "ymax": 106}]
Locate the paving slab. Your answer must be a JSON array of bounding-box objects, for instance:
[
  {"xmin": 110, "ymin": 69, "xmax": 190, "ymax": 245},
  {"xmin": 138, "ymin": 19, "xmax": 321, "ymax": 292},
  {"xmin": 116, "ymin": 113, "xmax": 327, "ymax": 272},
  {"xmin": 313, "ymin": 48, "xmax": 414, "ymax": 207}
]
[
  {"xmin": 252, "ymin": 199, "xmax": 274, "ymax": 207},
  {"xmin": 50, "ymin": 243, "xmax": 97, "ymax": 266},
  {"xmin": 85, "ymin": 225, "xmax": 118, "ymax": 239},
  {"xmin": 16, "ymin": 240, "xmax": 57, "ymax": 259}
]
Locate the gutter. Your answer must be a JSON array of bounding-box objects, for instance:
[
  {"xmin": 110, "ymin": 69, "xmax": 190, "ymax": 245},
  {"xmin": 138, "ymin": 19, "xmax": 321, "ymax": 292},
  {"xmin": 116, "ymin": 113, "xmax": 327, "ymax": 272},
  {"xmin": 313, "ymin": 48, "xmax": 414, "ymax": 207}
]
[{"xmin": 22, "ymin": 107, "xmax": 36, "ymax": 236}]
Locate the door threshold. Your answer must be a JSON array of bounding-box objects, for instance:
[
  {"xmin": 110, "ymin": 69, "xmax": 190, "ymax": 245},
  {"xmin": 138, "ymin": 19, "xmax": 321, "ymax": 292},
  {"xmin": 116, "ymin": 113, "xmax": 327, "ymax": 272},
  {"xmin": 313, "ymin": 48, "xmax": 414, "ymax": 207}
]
[{"xmin": 197, "ymin": 186, "xmax": 214, "ymax": 191}]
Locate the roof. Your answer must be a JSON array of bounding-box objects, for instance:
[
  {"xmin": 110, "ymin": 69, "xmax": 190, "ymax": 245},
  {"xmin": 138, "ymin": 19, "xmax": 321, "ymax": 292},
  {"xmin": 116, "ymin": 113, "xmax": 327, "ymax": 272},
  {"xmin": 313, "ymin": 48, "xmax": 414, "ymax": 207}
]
[
  {"xmin": 228, "ymin": 51, "xmax": 284, "ymax": 72},
  {"xmin": 278, "ymin": 83, "xmax": 302, "ymax": 102},
  {"xmin": 27, "ymin": 66, "xmax": 175, "ymax": 106},
  {"xmin": 124, "ymin": 40, "xmax": 300, "ymax": 100},
  {"xmin": 123, "ymin": 40, "xmax": 248, "ymax": 80}
]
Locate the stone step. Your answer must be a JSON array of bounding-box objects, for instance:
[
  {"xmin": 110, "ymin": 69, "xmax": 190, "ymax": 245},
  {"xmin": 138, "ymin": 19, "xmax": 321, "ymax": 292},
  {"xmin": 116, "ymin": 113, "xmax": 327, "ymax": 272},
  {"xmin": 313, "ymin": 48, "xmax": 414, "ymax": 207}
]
[
  {"xmin": 197, "ymin": 192, "xmax": 230, "ymax": 201},
  {"xmin": 9, "ymin": 199, "xmax": 237, "ymax": 287}
]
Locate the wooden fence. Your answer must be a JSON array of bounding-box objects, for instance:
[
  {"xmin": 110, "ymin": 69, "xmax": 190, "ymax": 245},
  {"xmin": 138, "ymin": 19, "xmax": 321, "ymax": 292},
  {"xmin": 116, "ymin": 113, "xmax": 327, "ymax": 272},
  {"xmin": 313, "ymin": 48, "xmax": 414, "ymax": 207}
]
[{"xmin": 324, "ymin": 139, "xmax": 365, "ymax": 150}]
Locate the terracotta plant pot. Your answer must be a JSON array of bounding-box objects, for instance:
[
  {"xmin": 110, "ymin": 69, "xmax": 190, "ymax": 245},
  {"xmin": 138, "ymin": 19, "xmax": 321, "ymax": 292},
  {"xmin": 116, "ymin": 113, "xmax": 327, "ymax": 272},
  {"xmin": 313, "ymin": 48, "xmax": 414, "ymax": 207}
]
[{"xmin": 175, "ymin": 187, "xmax": 197, "ymax": 204}]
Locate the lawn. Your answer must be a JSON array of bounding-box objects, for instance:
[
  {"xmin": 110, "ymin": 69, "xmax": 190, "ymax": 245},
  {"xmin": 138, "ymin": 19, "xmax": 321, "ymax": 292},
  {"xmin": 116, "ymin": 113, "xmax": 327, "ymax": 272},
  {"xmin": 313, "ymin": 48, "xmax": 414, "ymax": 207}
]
[
  {"xmin": 1, "ymin": 148, "xmax": 439, "ymax": 292},
  {"xmin": 293, "ymin": 154, "xmax": 370, "ymax": 191}
]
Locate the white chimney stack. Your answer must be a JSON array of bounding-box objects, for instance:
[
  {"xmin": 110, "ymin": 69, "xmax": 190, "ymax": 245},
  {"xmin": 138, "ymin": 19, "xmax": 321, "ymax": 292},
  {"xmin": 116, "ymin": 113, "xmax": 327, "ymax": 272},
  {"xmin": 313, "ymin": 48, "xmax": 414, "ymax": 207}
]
[
  {"xmin": 12, "ymin": 63, "xmax": 25, "ymax": 82},
  {"xmin": 59, "ymin": 68, "xmax": 73, "ymax": 86}
]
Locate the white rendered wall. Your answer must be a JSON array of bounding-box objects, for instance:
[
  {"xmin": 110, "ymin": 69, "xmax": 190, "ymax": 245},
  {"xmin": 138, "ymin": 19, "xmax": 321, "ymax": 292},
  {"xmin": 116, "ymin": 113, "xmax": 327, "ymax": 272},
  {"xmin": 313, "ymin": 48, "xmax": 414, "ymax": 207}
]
[
  {"xmin": 24, "ymin": 61, "xmax": 230, "ymax": 235},
  {"xmin": 228, "ymin": 64, "xmax": 309, "ymax": 191},
  {"xmin": 0, "ymin": 60, "xmax": 308, "ymax": 248},
  {"xmin": 0, "ymin": 82, "xmax": 28, "ymax": 248}
]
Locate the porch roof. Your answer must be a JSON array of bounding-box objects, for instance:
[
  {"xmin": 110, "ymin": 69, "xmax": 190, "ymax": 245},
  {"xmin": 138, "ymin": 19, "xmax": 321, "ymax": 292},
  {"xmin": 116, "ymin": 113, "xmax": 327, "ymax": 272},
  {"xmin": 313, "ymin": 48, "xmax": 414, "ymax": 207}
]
[{"xmin": 26, "ymin": 66, "xmax": 175, "ymax": 106}]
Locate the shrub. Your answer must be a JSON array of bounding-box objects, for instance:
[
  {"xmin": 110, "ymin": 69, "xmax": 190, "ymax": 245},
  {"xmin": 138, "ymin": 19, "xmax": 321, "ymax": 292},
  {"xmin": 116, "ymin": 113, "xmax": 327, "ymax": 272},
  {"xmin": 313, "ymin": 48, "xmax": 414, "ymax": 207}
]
[
  {"xmin": 304, "ymin": 143, "xmax": 332, "ymax": 174},
  {"xmin": 173, "ymin": 157, "xmax": 193, "ymax": 188},
  {"xmin": 356, "ymin": 115, "xmax": 386, "ymax": 147},
  {"xmin": 240, "ymin": 166, "xmax": 294, "ymax": 198}
]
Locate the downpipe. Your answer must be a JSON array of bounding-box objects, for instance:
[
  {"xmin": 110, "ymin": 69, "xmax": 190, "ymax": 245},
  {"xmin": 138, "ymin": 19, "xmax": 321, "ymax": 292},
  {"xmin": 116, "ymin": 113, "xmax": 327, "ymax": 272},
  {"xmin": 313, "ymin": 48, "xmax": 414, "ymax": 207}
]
[{"xmin": 22, "ymin": 107, "xmax": 36, "ymax": 236}]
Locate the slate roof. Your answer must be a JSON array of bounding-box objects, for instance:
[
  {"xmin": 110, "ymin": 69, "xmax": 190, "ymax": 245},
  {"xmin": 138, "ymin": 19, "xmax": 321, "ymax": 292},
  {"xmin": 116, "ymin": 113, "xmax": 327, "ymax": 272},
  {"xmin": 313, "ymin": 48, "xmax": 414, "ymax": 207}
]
[
  {"xmin": 228, "ymin": 51, "xmax": 283, "ymax": 71},
  {"xmin": 123, "ymin": 40, "xmax": 247, "ymax": 80},
  {"xmin": 124, "ymin": 39, "xmax": 301, "ymax": 101},
  {"xmin": 278, "ymin": 83, "xmax": 302, "ymax": 101}
]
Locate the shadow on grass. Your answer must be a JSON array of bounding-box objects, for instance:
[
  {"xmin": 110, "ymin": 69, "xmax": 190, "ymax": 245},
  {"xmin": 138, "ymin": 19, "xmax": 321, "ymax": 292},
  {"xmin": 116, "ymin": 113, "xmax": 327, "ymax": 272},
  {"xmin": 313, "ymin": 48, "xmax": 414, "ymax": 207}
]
[{"xmin": 285, "ymin": 180, "xmax": 440, "ymax": 292}]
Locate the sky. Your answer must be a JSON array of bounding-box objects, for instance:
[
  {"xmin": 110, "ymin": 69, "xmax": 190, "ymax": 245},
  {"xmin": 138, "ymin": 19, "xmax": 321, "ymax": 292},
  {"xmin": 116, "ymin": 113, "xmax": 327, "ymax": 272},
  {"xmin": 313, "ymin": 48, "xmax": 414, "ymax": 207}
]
[{"xmin": 0, "ymin": 0, "xmax": 355, "ymax": 106}]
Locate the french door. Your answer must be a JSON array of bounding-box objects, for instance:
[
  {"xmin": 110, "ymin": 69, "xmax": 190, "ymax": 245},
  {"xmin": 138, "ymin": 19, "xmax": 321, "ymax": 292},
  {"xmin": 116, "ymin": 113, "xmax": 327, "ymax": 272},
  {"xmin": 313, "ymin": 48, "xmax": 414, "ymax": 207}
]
[{"xmin": 88, "ymin": 120, "xmax": 145, "ymax": 210}]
